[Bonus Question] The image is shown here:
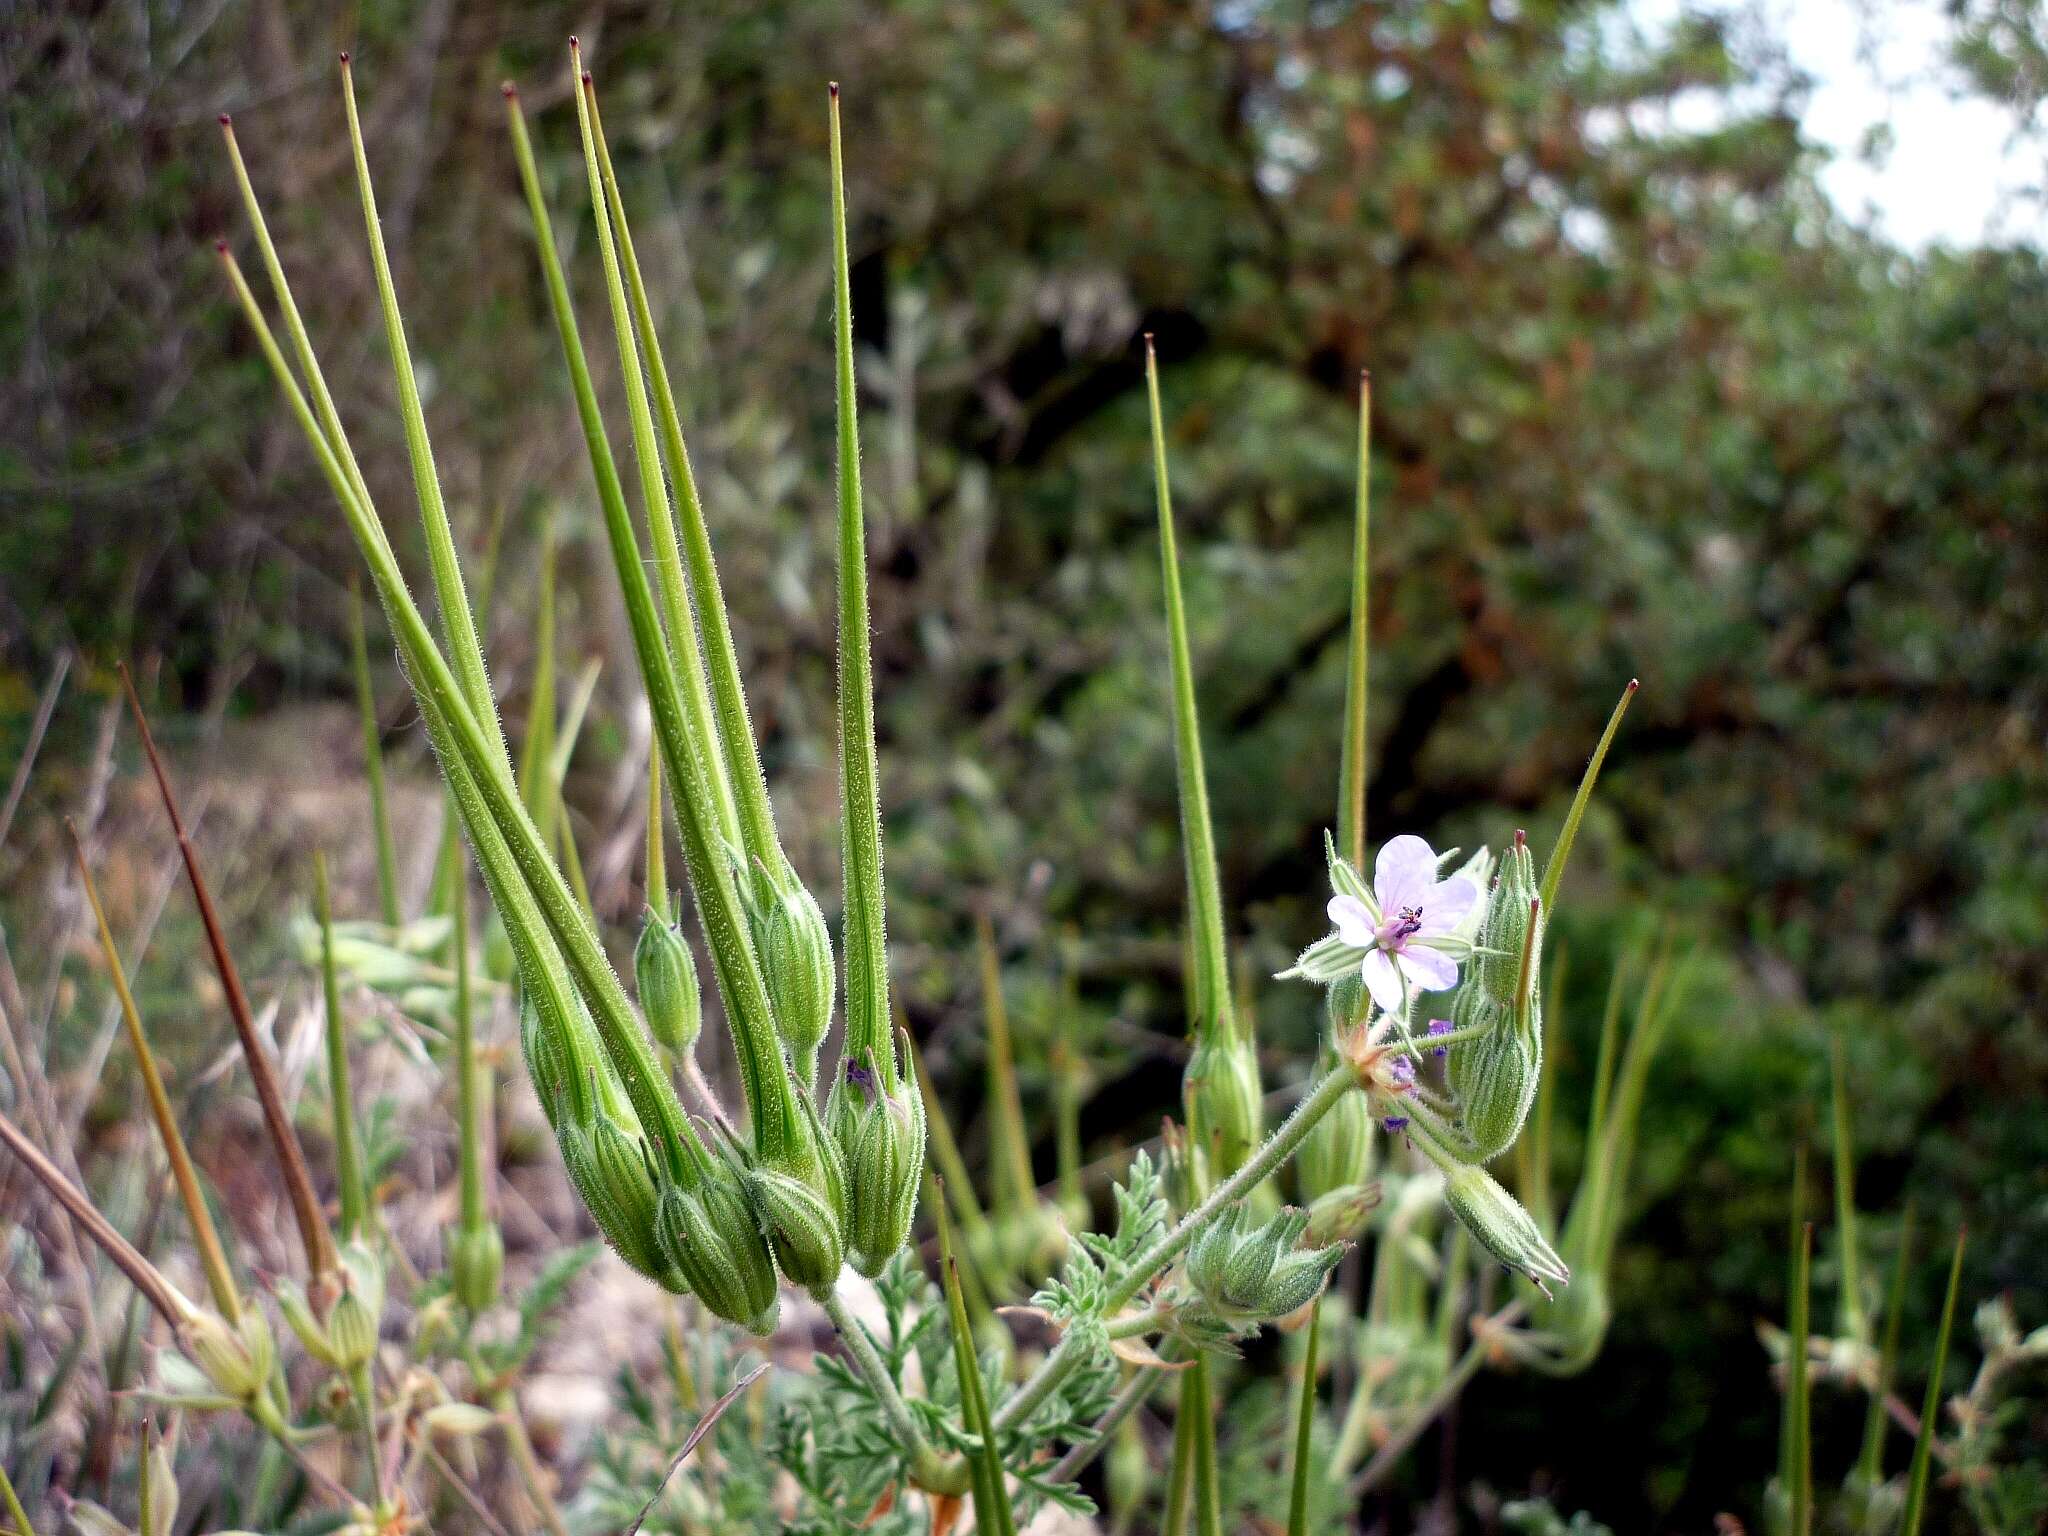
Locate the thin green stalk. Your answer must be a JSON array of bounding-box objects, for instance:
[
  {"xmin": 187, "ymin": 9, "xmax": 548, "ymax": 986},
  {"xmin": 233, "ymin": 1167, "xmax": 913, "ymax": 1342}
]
[
  {"xmin": 1346, "ymin": 1302, "xmax": 1528, "ymax": 1497},
  {"xmin": 347, "ymin": 579, "xmax": 402, "ymax": 927},
  {"xmin": 583, "ymin": 68, "xmax": 770, "ymax": 864},
  {"xmin": 1163, "ymin": 1376, "xmax": 1196, "ymax": 1536},
  {"xmin": 1855, "ymin": 1205, "xmax": 1914, "ymax": 1499},
  {"xmin": 1537, "ymin": 679, "xmax": 1638, "ymax": 914},
  {"xmin": 978, "ymin": 916, "xmax": 1039, "ymax": 1217},
  {"xmin": 1047, "ymin": 1362, "xmax": 1168, "ymax": 1485},
  {"xmin": 1778, "ymin": 1148, "xmax": 1805, "ymax": 1516},
  {"xmin": 1830, "ymin": 1031, "xmax": 1865, "ymax": 1342},
  {"xmin": 647, "ymin": 738, "xmax": 669, "ymax": 923},
  {"xmin": 569, "ymin": 56, "xmax": 743, "ymax": 858},
  {"xmin": 492, "ymin": 1383, "xmax": 572, "ymax": 1536},
  {"xmin": 1143, "ymin": 336, "xmax": 1232, "ymax": 1043},
  {"xmin": 1338, "ymin": 373, "xmax": 1371, "ymax": 869},
  {"xmin": 503, "ymin": 87, "xmax": 794, "ymax": 1157},
  {"xmin": 828, "ymin": 83, "xmax": 894, "ymax": 1076},
  {"xmin": 1790, "ymin": 1220, "xmax": 1814, "ymax": 1536},
  {"xmin": 67, "ymin": 823, "xmax": 240, "ymax": 1321},
  {"xmin": 1286, "ymin": 1301, "xmax": 1322, "ymax": 1536},
  {"xmin": 453, "ymin": 861, "xmax": 488, "ymax": 1236},
  {"xmin": 1052, "ymin": 933, "xmax": 1085, "ymax": 1214},
  {"xmin": 518, "ymin": 515, "xmax": 559, "ymax": 829},
  {"xmin": 339, "ymin": 57, "xmax": 503, "ymax": 762},
  {"xmin": 993, "ymin": 1065, "xmax": 1358, "ymax": 1432},
  {"xmin": 315, "ymin": 853, "xmax": 368, "ymax": 1242},
  {"xmin": 349, "ymin": 1358, "xmax": 385, "ymax": 1509},
  {"xmin": 913, "ymin": 1037, "xmax": 1009, "ymax": 1301},
  {"xmin": 1900, "ymin": 1230, "xmax": 1966, "ymax": 1536},
  {"xmin": 1188, "ymin": 1355, "xmax": 1223, "ymax": 1536},
  {"xmin": 819, "ymin": 1286, "xmax": 957, "ymax": 1494},
  {"xmin": 938, "ymin": 1195, "xmax": 1016, "ymax": 1519}
]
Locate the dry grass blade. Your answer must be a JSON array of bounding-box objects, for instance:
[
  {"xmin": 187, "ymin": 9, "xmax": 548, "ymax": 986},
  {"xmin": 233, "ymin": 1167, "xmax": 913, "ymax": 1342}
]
[
  {"xmin": 629, "ymin": 1361, "xmax": 770, "ymax": 1534},
  {"xmin": 116, "ymin": 663, "xmax": 337, "ymax": 1292},
  {"xmin": 0, "ymin": 1106, "xmax": 185, "ymax": 1328},
  {"xmin": 66, "ymin": 819, "xmax": 241, "ymax": 1321}
]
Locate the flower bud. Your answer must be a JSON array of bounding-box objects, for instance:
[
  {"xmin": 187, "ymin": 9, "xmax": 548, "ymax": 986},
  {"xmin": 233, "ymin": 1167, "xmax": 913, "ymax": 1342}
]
[
  {"xmin": 325, "ymin": 1241, "xmax": 384, "ymax": 1371},
  {"xmin": 449, "ymin": 1222, "xmax": 504, "ymax": 1314},
  {"xmin": 182, "ymin": 1304, "xmax": 273, "ymax": 1402},
  {"xmin": 1184, "ymin": 1035, "xmax": 1262, "ymax": 1182},
  {"xmin": 1304, "ymin": 1184, "xmax": 1381, "ymax": 1246},
  {"xmin": 635, "ymin": 910, "xmax": 702, "ymax": 1059},
  {"xmin": 757, "ymin": 874, "xmax": 834, "ymax": 1078},
  {"xmin": 1298, "ymin": 1048, "xmax": 1374, "ymax": 1202},
  {"xmin": 827, "ymin": 1031, "xmax": 926, "ymax": 1276},
  {"xmin": 656, "ymin": 1154, "xmax": 781, "ymax": 1335},
  {"xmin": 1436, "ymin": 1161, "xmax": 1570, "ymax": 1296},
  {"xmin": 559, "ymin": 1109, "xmax": 679, "ymax": 1289},
  {"xmin": 1325, "ymin": 972, "xmax": 1368, "ymax": 1035},
  {"xmin": 1186, "ymin": 1202, "xmax": 1343, "ymax": 1322}
]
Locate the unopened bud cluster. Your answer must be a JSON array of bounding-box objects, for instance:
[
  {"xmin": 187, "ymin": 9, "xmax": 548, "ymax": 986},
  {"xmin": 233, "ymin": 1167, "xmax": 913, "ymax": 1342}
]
[{"xmin": 1186, "ymin": 1200, "xmax": 1345, "ymax": 1322}]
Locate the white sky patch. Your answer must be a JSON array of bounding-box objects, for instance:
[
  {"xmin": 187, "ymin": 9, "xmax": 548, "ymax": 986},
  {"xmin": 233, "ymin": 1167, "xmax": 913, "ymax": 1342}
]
[{"xmin": 1637, "ymin": 0, "xmax": 2047, "ymax": 249}]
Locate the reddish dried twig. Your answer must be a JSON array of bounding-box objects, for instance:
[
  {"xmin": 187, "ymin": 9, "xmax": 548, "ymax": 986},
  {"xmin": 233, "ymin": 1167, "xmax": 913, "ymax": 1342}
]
[{"xmin": 117, "ymin": 663, "xmax": 337, "ymax": 1294}]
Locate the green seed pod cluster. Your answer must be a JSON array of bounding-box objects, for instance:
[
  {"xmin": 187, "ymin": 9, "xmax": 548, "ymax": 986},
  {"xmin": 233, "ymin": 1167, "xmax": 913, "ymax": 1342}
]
[
  {"xmin": 559, "ymin": 1106, "xmax": 681, "ymax": 1289},
  {"xmin": 448, "ymin": 1221, "xmax": 504, "ymax": 1314},
  {"xmin": 656, "ymin": 1146, "xmax": 781, "ymax": 1336},
  {"xmin": 1185, "ymin": 1201, "xmax": 1344, "ymax": 1322},
  {"xmin": 1444, "ymin": 836, "xmax": 1543, "ymax": 1162},
  {"xmin": 749, "ymin": 864, "xmax": 835, "ymax": 1081},
  {"xmin": 1185, "ymin": 1032, "xmax": 1263, "ymax": 1182},
  {"xmin": 747, "ymin": 1094, "xmax": 849, "ymax": 1293},
  {"xmin": 826, "ymin": 1026, "xmax": 926, "ymax": 1276},
  {"xmin": 634, "ymin": 909, "xmax": 702, "ymax": 1059},
  {"xmin": 1436, "ymin": 1160, "xmax": 1570, "ymax": 1295}
]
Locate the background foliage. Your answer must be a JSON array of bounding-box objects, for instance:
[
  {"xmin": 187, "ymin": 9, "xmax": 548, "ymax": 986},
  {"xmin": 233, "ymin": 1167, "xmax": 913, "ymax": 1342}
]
[{"xmin": 2, "ymin": 0, "xmax": 2043, "ymax": 1528}]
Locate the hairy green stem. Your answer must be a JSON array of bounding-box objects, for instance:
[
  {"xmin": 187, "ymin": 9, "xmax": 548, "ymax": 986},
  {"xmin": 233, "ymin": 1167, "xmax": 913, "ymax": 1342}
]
[
  {"xmin": 315, "ymin": 853, "xmax": 368, "ymax": 1241},
  {"xmin": 993, "ymin": 1065, "xmax": 1358, "ymax": 1433},
  {"xmin": 819, "ymin": 1286, "xmax": 960, "ymax": 1493}
]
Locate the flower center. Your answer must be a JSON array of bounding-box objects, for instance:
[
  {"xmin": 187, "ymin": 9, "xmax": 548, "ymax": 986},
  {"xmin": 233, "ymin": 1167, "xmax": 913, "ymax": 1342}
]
[{"xmin": 1378, "ymin": 905, "xmax": 1424, "ymax": 948}]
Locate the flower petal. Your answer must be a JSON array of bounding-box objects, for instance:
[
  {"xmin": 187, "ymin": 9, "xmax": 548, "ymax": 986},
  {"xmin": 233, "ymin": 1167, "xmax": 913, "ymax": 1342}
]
[
  {"xmin": 1361, "ymin": 949, "xmax": 1406, "ymax": 1013},
  {"xmin": 1397, "ymin": 946, "xmax": 1459, "ymax": 993},
  {"xmin": 1327, "ymin": 893, "xmax": 1377, "ymax": 948},
  {"xmin": 1417, "ymin": 875, "xmax": 1479, "ymax": 935},
  {"xmin": 1373, "ymin": 835, "xmax": 1438, "ymax": 915}
]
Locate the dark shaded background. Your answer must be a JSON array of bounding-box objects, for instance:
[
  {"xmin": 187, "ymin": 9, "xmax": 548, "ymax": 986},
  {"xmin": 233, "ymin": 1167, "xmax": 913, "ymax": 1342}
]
[{"xmin": 3, "ymin": 1, "xmax": 2045, "ymax": 1529}]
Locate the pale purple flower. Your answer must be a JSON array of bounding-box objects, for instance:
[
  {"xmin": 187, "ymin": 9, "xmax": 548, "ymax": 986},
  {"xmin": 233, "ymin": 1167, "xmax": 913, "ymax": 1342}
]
[
  {"xmin": 1427, "ymin": 1019, "xmax": 1454, "ymax": 1059},
  {"xmin": 1381, "ymin": 1116, "xmax": 1409, "ymax": 1132},
  {"xmin": 1326, "ymin": 835, "xmax": 1480, "ymax": 1014}
]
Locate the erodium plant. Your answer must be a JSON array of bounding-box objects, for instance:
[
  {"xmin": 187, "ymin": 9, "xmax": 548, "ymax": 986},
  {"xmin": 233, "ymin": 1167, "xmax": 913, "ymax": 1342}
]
[{"xmin": 0, "ymin": 43, "xmax": 1695, "ymax": 1534}]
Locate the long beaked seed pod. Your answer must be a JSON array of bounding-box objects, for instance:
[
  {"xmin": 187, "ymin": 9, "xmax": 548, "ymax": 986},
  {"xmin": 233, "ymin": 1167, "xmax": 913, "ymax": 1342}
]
[
  {"xmin": 655, "ymin": 1152, "xmax": 780, "ymax": 1336},
  {"xmin": 827, "ymin": 1026, "xmax": 927, "ymax": 1275},
  {"xmin": 1444, "ymin": 837, "xmax": 1544, "ymax": 1161},
  {"xmin": 635, "ymin": 909, "xmax": 703, "ymax": 1059}
]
